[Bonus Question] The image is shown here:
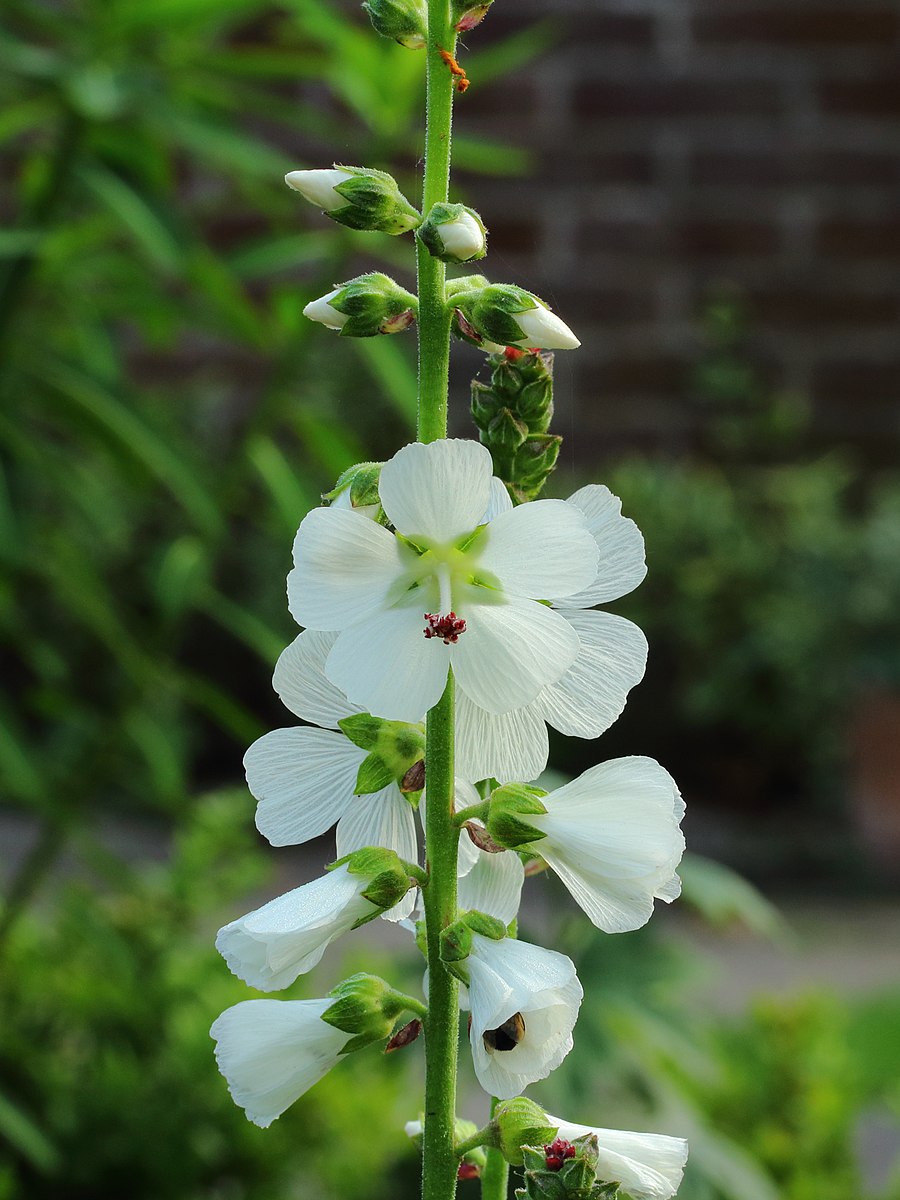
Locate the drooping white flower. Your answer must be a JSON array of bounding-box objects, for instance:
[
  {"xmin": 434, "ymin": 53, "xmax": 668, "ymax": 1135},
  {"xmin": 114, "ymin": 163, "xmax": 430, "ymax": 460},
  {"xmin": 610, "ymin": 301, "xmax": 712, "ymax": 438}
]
[
  {"xmin": 455, "ymin": 481, "xmax": 649, "ymax": 784},
  {"xmin": 493, "ymin": 757, "xmax": 685, "ymax": 934},
  {"xmin": 244, "ymin": 629, "xmax": 418, "ymax": 920},
  {"xmin": 545, "ymin": 1115, "xmax": 689, "ymax": 1200},
  {"xmin": 210, "ymin": 998, "xmax": 352, "ymax": 1128},
  {"xmin": 216, "ymin": 856, "xmax": 412, "ymax": 991},
  {"xmin": 463, "ymin": 933, "xmax": 582, "ymax": 1098},
  {"xmin": 288, "ymin": 439, "xmax": 600, "ymax": 723}
]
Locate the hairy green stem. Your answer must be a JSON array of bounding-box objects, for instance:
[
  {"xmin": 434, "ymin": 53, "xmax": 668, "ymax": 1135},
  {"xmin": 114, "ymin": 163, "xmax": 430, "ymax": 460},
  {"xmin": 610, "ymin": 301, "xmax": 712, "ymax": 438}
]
[
  {"xmin": 422, "ymin": 678, "xmax": 460, "ymax": 1200},
  {"xmin": 480, "ymin": 1096, "xmax": 510, "ymax": 1200}
]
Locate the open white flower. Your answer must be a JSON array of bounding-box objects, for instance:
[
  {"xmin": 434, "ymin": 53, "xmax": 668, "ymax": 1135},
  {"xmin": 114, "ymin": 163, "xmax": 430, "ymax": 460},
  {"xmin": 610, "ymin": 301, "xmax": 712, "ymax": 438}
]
[
  {"xmin": 463, "ymin": 933, "xmax": 582, "ymax": 1098},
  {"xmin": 510, "ymin": 757, "xmax": 685, "ymax": 934},
  {"xmin": 244, "ymin": 629, "xmax": 418, "ymax": 921},
  {"xmin": 546, "ymin": 1115, "xmax": 689, "ymax": 1200},
  {"xmin": 216, "ymin": 856, "xmax": 412, "ymax": 991},
  {"xmin": 287, "ymin": 439, "xmax": 600, "ymax": 723},
  {"xmin": 210, "ymin": 998, "xmax": 351, "ymax": 1127},
  {"xmin": 456, "ymin": 482, "xmax": 649, "ymax": 784}
]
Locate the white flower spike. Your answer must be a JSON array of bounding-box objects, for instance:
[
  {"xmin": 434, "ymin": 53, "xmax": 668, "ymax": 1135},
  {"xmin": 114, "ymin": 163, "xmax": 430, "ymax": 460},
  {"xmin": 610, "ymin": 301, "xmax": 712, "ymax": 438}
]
[
  {"xmin": 489, "ymin": 757, "xmax": 686, "ymax": 934},
  {"xmin": 288, "ymin": 438, "xmax": 599, "ymax": 723},
  {"xmin": 546, "ymin": 1115, "xmax": 689, "ymax": 1200},
  {"xmin": 463, "ymin": 933, "xmax": 583, "ymax": 1098},
  {"xmin": 211, "ymin": 998, "xmax": 353, "ymax": 1128}
]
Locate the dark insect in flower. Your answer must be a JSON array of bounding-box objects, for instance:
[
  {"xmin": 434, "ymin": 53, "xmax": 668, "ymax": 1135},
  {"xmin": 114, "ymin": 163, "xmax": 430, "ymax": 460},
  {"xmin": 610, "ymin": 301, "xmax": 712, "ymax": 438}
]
[{"xmin": 482, "ymin": 1011, "xmax": 525, "ymax": 1052}]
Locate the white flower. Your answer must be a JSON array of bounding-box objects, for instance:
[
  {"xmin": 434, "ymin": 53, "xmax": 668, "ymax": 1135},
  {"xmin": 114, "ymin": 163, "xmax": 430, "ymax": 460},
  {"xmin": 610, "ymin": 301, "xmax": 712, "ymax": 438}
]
[
  {"xmin": 210, "ymin": 998, "xmax": 351, "ymax": 1127},
  {"xmin": 524, "ymin": 757, "xmax": 685, "ymax": 933},
  {"xmin": 463, "ymin": 933, "xmax": 582, "ymax": 1098},
  {"xmin": 244, "ymin": 629, "xmax": 418, "ymax": 920},
  {"xmin": 284, "ymin": 167, "xmax": 353, "ymax": 211},
  {"xmin": 455, "ymin": 482, "xmax": 649, "ymax": 784},
  {"xmin": 512, "ymin": 301, "xmax": 580, "ymax": 350},
  {"xmin": 288, "ymin": 439, "xmax": 600, "ymax": 722},
  {"xmin": 302, "ymin": 287, "xmax": 348, "ymax": 330},
  {"xmin": 546, "ymin": 1115, "xmax": 688, "ymax": 1200},
  {"xmin": 216, "ymin": 863, "xmax": 392, "ymax": 991}
]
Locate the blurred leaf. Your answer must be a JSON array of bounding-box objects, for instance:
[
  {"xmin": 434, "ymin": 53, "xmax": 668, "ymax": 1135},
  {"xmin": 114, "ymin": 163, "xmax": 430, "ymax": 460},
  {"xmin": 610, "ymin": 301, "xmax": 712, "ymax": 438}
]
[
  {"xmin": 247, "ymin": 434, "xmax": 317, "ymax": 529},
  {"xmin": 0, "ymin": 1087, "xmax": 60, "ymax": 1174},
  {"xmin": 80, "ymin": 165, "xmax": 184, "ymax": 274},
  {"xmin": 352, "ymin": 337, "xmax": 417, "ymax": 427},
  {"xmin": 679, "ymin": 854, "xmax": 786, "ymax": 940}
]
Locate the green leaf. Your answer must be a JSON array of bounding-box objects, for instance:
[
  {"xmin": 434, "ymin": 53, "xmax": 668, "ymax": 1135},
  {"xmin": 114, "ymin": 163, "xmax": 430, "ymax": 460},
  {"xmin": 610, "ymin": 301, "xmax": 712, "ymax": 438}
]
[
  {"xmin": 247, "ymin": 435, "xmax": 317, "ymax": 531},
  {"xmin": 352, "ymin": 337, "xmax": 417, "ymax": 427},
  {"xmin": 679, "ymin": 854, "xmax": 785, "ymax": 940},
  {"xmin": 80, "ymin": 165, "xmax": 184, "ymax": 274},
  {"xmin": 0, "ymin": 1087, "xmax": 60, "ymax": 1174}
]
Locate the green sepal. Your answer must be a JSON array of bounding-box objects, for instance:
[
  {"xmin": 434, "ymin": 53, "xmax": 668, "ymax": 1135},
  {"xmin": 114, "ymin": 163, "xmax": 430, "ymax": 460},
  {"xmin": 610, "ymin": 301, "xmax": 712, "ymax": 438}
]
[
  {"xmin": 487, "ymin": 407, "xmax": 528, "ymax": 454},
  {"xmin": 492, "ymin": 1098, "xmax": 559, "ymax": 1167},
  {"xmin": 322, "ymin": 974, "xmax": 410, "ymax": 1052},
  {"xmin": 329, "ymin": 166, "xmax": 421, "ymax": 234},
  {"xmin": 453, "ymin": 284, "xmax": 541, "ymax": 348},
  {"xmin": 486, "ymin": 784, "xmax": 548, "ymax": 850},
  {"xmin": 324, "ymin": 461, "xmax": 383, "ymax": 509},
  {"xmin": 354, "ymin": 752, "xmax": 395, "ymax": 796},
  {"xmin": 328, "ymin": 273, "xmax": 418, "ymax": 337},
  {"xmin": 328, "ymin": 847, "xmax": 414, "ymax": 922},
  {"xmin": 439, "ymin": 919, "xmax": 473, "ymax": 968},
  {"xmin": 446, "ymin": 274, "xmax": 489, "ymax": 300},
  {"xmin": 363, "ymin": 0, "xmax": 427, "ymax": 48},
  {"xmin": 339, "ymin": 713, "xmax": 383, "ymax": 751},
  {"xmin": 513, "ymin": 435, "xmax": 562, "ymax": 499}
]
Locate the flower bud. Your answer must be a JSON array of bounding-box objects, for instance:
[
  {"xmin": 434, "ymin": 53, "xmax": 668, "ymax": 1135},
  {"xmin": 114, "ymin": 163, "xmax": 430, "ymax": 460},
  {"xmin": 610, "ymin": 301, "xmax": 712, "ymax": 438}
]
[
  {"xmin": 303, "ymin": 273, "xmax": 417, "ymax": 337},
  {"xmin": 453, "ymin": 284, "xmax": 580, "ymax": 351},
  {"xmin": 338, "ymin": 712, "xmax": 426, "ymax": 801},
  {"xmin": 363, "ymin": 0, "xmax": 427, "ymax": 48},
  {"xmin": 332, "ymin": 847, "xmax": 416, "ymax": 918},
  {"xmin": 440, "ymin": 910, "xmax": 506, "ymax": 978},
  {"xmin": 285, "ymin": 165, "xmax": 420, "ymax": 234},
  {"xmin": 321, "ymin": 973, "xmax": 412, "ymax": 1053},
  {"xmin": 324, "ymin": 461, "xmax": 384, "ymax": 519},
  {"xmin": 519, "ymin": 1135, "xmax": 615, "ymax": 1200},
  {"xmin": 418, "ymin": 203, "xmax": 487, "ymax": 264},
  {"xmin": 492, "ymin": 1097, "xmax": 559, "ymax": 1167},
  {"xmin": 453, "ymin": 0, "xmax": 492, "ymax": 31},
  {"xmin": 486, "ymin": 783, "xmax": 548, "ymax": 850}
]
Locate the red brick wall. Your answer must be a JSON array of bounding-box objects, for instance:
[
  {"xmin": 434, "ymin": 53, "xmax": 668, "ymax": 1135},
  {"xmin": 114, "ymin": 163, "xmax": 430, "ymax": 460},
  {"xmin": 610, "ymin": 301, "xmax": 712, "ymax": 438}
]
[{"xmin": 453, "ymin": 0, "xmax": 900, "ymax": 464}]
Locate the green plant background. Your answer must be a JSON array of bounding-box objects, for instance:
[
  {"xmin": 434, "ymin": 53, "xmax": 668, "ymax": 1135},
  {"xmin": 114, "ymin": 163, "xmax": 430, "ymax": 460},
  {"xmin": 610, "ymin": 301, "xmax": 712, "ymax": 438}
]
[{"xmin": 2, "ymin": 2, "xmax": 899, "ymax": 1197}]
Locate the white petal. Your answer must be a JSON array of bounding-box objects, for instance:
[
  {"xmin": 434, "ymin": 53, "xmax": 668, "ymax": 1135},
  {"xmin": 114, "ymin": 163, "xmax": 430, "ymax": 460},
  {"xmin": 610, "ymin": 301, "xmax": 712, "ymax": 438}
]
[
  {"xmin": 210, "ymin": 998, "xmax": 349, "ymax": 1127},
  {"xmin": 481, "ymin": 477, "xmax": 513, "ymax": 523},
  {"xmin": 326, "ymin": 603, "xmax": 450, "ymax": 723},
  {"xmin": 288, "ymin": 506, "xmax": 403, "ymax": 630},
  {"xmin": 545, "ymin": 1117, "xmax": 688, "ymax": 1200},
  {"xmin": 530, "ymin": 757, "xmax": 685, "ymax": 933},
  {"xmin": 440, "ymin": 212, "xmax": 486, "ymax": 261},
  {"xmin": 273, "ymin": 630, "xmax": 362, "ymax": 728},
  {"xmin": 378, "ymin": 439, "xmax": 493, "ymax": 544},
  {"xmin": 512, "ymin": 303, "xmax": 580, "ymax": 351},
  {"xmin": 246, "ymin": 727, "xmax": 365, "ymax": 847},
  {"xmin": 455, "ymin": 686, "xmax": 549, "ymax": 784},
  {"xmin": 466, "ymin": 935, "xmax": 582, "ymax": 1098},
  {"xmin": 284, "ymin": 168, "xmax": 352, "ymax": 210},
  {"xmin": 335, "ymin": 784, "xmax": 419, "ymax": 921},
  {"xmin": 478, "ymin": 500, "xmax": 598, "ymax": 599},
  {"xmin": 536, "ymin": 610, "xmax": 648, "ymax": 739},
  {"xmin": 457, "ymin": 839, "xmax": 525, "ymax": 925},
  {"xmin": 452, "ymin": 596, "xmax": 579, "ymax": 714},
  {"xmin": 553, "ymin": 485, "xmax": 646, "ymax": 606},
  {"xmin": 215, "ymin": 866, "xmax": 374, "ymax": 991},
  {"xmin": 302, "ymin": 290, "xmax": 348, "ymax": 330}
]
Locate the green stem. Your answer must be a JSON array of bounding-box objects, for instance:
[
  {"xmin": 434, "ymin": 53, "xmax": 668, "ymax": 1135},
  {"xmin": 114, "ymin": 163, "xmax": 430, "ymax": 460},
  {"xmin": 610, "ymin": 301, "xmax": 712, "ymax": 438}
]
[
  {"xmin": 480, "ymin": 1096, "xmax": 510, "ymax": 1200},
  {"xmin": 422, "ymin": 677, "xmax": 460, "ymax": 1200},
  {"xmin": 415, "ymin": 6, "xmax": 457, "ymax": 445}
]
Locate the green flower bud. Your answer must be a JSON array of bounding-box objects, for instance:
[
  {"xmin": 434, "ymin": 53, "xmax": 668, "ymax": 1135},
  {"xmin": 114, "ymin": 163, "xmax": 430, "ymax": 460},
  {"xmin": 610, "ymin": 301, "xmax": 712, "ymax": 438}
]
[
  {"xmin": 323, "ymin": 461, "xmax": 383, "ymax": 514},
  {"xmin": 453, "ymin": 0, "xmax": 493, "ymax": 31},
  {"xmin": 321, "ymin": 974, "xmax": 411, "ymax": 1053},
  {"xmin": 363, "ymin": 0, "xmax": 428, "ymax": 48},
  {"xmin": 329, "ymin": 847, "xmax": 415, "ymax": 921},
  {"xmin": 517, "ymin": 1135, "xmax": 619, "ymax": 1200},
  {"xmin": 453, "ymin": 284, "xmax": 580, "ymax": 351},
  {"xmin": 304, "ymin": 273, "xmax": 417, "ymax": 338},
  {"xmin": 418, "ymin": 202, "xmax": 487, "ymax": 264},
  {"xmin": 338, "ymin": 713, "xmax": 426, "ymax": 802},
  {"xmin": 440, "ymin": 910, "xmax": 507, "ymax": 980},
  {"xmin": 486, "ymin": 784, "xmax": 548, "ymax": 850},
  {"xmin": 446, "ymin": 273, "xmax": 489, "ymax": 301},
  {"xmin": 492, "ymin": 1098, "xmax": 559, "ymax": 1167},
  {"xmin": 285, "ymin": 165, "xmax": 420, "ymax": 234}
]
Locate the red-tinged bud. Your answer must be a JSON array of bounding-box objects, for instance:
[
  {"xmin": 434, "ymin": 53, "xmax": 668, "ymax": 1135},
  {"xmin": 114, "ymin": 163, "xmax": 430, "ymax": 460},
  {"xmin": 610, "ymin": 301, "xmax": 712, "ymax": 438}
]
[
  {"xmin": 458, "ymin": 1161, "xmax": 480, "ymax": 1180},
  {"xmin": 463, "ymin": 822, "xmax": 505, "ymax": 855},
  {"xmin": 453, "ymin": 0, "xmax": 492, "ymax": 31},
  {"xmin": 385, "ymin": 1017, "xmax": 422, "ymax": 1052},
  {"xmin": 544, "ymin": 1137, "xmax": 577, "ymax": 1171}
]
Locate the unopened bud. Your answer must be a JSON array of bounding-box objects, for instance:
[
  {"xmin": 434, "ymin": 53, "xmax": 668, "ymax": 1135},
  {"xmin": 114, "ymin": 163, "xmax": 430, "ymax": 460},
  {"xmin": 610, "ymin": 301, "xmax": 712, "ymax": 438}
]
[
  {"xmin": 519, "ymin": 1135, "xmax": 614, "ymax": 1199},
  {"xmin": 453, "ymin": 284, "xmax": 580, "ymax": 351},
  {"xmin": 285, "ymin": 164, "xmax": 420, "ymax": 234},
  {"xmin": 440, "ymin": 910, "xmax": 506, "ymax": 979},
  {"xmin": 324, "ymin": 461, "xmax": 383, "ymax": 517},
  {"xmin": 418, "ymin": 203, "xmax": 487, "ymax": 264},
  {"xmin": 321, "ymin": 974, "xmax": 412, "ymax": 1053},
  {"xmin": 338, "ymin": 712, "xmax": 426, "ymax": 800},
  {"xmin": 363, "ymin": 0, "xmax": 427, "ymax": 47},
  {"xmin": 453, "ymin": 0, "xmax": 492, "ymax": 31},
  {"xmin": 486, "ymin": 783, "xmax": 548, "ymax": 850},
  {"xmin": 303, "ymin": 273, "xmax": 417, "ymax": 337},
  {"xmin": 331, "ymin": 847, "xmax": 415, "ymax": 918},
  {"xmin": 492, "ymin": 1098, "xmax": 559, "ymax": 1167}
]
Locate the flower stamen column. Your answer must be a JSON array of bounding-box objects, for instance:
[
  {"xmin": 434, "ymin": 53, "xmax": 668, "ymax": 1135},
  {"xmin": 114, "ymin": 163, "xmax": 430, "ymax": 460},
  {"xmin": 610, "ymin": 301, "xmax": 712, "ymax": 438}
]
[{"xmin": 417, "ymin": 4, "xmax": 462, "ymax": 1200}]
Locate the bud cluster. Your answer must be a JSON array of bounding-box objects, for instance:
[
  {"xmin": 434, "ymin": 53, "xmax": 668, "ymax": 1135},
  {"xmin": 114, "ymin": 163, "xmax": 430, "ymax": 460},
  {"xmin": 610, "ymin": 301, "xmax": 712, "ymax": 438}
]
[{"xmin": 471, "ymin": 349, "xmax": 562, "ymax": 502}]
